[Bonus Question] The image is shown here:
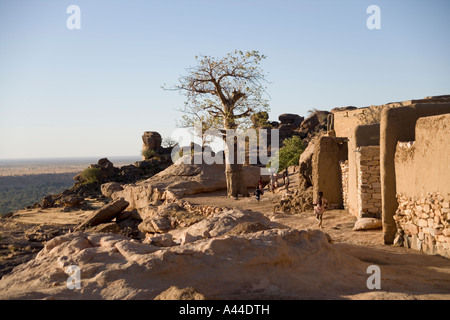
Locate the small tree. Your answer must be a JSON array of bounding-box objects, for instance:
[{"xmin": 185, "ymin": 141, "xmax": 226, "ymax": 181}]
[
  {"xmin": 141, "ymin": 149, "xmax": 156, "ymax": 160},
  {"xmin": 79, "ymin": 167, "xmax": 102, "ymax": 185},
  {"xmin": 166, "ymin": 50, "xmax": 270, "ymax": 198},
  {"xmin": 267, "ymin": 136, "xmax": 304, "ymax": 173},
  {"xmin": 161, "ymin": 137, "xmax": 178, "ymax": 149}
]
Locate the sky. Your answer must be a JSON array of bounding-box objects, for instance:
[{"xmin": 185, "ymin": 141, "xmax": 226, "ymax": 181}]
[{"xmin": 0, "ymin": 0, "xmax": 449, "ymax": 159}]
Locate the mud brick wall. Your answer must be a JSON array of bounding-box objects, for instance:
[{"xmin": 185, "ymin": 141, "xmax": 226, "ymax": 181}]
[
  {"xmin": 356, "ymin": 146, "xmax": 381, "ymax": 218},
  {"xmin": 394, "ymin": 193, "xmax": 450, "ymax": 258}
]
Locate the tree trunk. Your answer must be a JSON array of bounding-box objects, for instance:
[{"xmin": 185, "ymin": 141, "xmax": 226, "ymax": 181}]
[
  {"xmin": 224, "ymin": 134, "xmax": 249, "ymax": 199},
  {"xmin": 226, "ymin": 163, "xmax": 249, "ymax": 198}
]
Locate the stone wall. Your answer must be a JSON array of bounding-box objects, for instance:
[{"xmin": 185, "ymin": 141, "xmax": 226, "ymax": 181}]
[
  {"xmin": 380, "ymin": 103, "xmax": 450, "ymax": 244},
  {"xmin": 339, "ymin": 160, "xmax": 349, "ymax": 210},
  {"xmin": 392, "ymin": 113, "xmax": 450, "ymax": 257},
  {"xmin": 356, "ymin": 146, "xmax": 381, "ymax": 218},
  {"xmin": 346, "ymin": 124, "xmax": 380, "ymax": 217},
  {"xmin": 394, "ymin": 193, "xmax": 449, "ymax": 258}
]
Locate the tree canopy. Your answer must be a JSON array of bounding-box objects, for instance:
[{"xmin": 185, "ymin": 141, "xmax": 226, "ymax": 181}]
[{"xmin": 169, "ymin": 50, "xmax": 270, "ymax": 133}]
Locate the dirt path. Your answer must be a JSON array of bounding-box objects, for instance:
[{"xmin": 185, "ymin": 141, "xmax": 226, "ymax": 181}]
[{"xmin": 183, "ymin": 186, "xmax": 450, "ymax": 299}]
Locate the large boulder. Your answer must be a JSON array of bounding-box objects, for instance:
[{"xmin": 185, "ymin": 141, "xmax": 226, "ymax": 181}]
[
  {"xmin": 101, "ymin": 182, "xmax": 124, "ymax": 198},
  {"xmin": 278, "ymin": 113, "xmax": 304, "ymax": 128},
  {"xmin": 298, "ymin": 111, "xmax": 330, "ymax": 145},
  {"xmin": 142, "ymin": 131, "xmax": 162, "ymax": 150},
  {"xmin": 76, "ymin": 198, "xmax": 129, "ymax": 230}
]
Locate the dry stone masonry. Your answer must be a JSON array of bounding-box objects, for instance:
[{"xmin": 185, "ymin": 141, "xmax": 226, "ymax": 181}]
[
  {"xmin": 339, "ymin": 160, "xmax": 349, "ymax": 210},
  {"xmin": 356, "ymin": 146, "xmax": 381, "ymax": 218},
  {"xmin": 394, "ymin": 193, "xmax": 450, "ymax": 258}
]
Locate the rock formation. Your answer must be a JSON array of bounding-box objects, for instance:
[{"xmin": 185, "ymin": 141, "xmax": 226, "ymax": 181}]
[
  {"xmin": 142, "ymin": 131, "xmax": 162, "ymax": 151},
  {"xmin": 109, "ymin": 162, "xmax": 264, "ymax": 211},
  {"xmin": 0, "ymin": 222, "xmax": 370, "ymax": 300}
]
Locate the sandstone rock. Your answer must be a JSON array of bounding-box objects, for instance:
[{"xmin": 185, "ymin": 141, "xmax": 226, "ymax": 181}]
[
  {"xmin": 101, "ymin": 182, "xmax": 124, "ymax": 198},
  {"xmin": 0, "ymin": 228, "xmax": 369, "ymax": 300},
  {"xmin": 227, "ymin": 222, "xmax": 271, "ymax": 235},
  {"xmin": 278, "ymin": 113, "xmax": 303, "ymax": 126},
  {"xmin": 181, "ymin": 232, "xmax": 201, "ymax": 245},
  {"xmin": 113, "ymin": 163, "xmax": 262, "ymax": 211},
  {"xmin": 298, "ymin": 111, "xmax": 329, "ymax": 137},
  {"xmin": 142, "ymin": 131, "xmax": 162, "ymax": 150},
  {"xmin": 60, "ymin": 195, "xmax": 84, "ymax": 208},
  {"xmin": 144, "ymin": 233, "xmax": 176, "ymax": 247},
  {"xmin": 76, "ymin": 198, "xmax": 129, "ymax": 230},
  {"xmin": 138, "ymin": 218, "xmax": 157, "ymax": 234},
  {"xmin": 150, "ymin": 215, "xmax": 172, "ymax": 233},
  {"xmin": 97, "ymin": 158, "xmax": 117, "ymax": 179},
  {"xmin": 169, "ymin": 209, "xmax": 273, "ymax": 241},
  {"xmin": 404, "ymin": 223, "xmax": 419, "ymax": 236},
  {"xmin": 154, "ymin": 286, "xmax": 206, "ymax": 300},
  {"xmin": 41, "ymin": 195, "xmax": 54, "ymax": 209},
  {"xmin": 353, "ymin": 218, "xmax": 382, "ymax": 231},
  {"xmin": 87, "ymin": 222, "xmax": 121, "ymax": 234}
]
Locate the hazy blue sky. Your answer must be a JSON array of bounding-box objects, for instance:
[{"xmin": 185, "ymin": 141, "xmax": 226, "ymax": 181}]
[{"xmin": 1, "ymin": 0, "xmax": 449, "ymax": 159}]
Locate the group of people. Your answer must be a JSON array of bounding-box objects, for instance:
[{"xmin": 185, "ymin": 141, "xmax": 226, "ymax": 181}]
[
  {"xmin": 254, "ymin": 168, "xmax": 291, "ymax": 202},
  {"xmin": 253, "ymin": 167, "xmax": 329, "ymax": 229}
]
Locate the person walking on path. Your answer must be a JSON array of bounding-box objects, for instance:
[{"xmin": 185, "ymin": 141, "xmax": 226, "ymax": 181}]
[
  {"xmin": 282, "ymin": 168, "xmax": 288, "ymax": 186},
  {"xmin": 284, "ymin": 171, "xmax": 290, "ymax": 192},
  {"xmin": 313, "ymin": 191, "xmax": 328, "ymax": 228},
  {"xmin": 254, "ymin": 184, "xmax": 264, "ymax": 202},
  {"xmin": 258, "ymin": 176, "xmax": 264, "ymax": 191},
  {"xmin": 269, "ymin": 174, "xmax": 276, "ymax": 193}
]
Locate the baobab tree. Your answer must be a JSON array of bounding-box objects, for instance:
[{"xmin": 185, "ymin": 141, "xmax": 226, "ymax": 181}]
[{"xmin": 167, "ymin": 50, "xmax": 270, "ymax": 198}]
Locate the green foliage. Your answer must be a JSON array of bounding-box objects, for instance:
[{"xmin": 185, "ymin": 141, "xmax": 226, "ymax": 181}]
[
  {"xmin": 141, "ymin": 148, "xmax": 156, "ymax": 160},
  {"xmin": 267, "ymin": 135, "xmax": 305, "ymax": 173},
  {"xmin": 251, "ymin": 111, "xmax": 272, "ymax": 128},
  {"xmin": 79, "ymin": 167, "xmax": 102, "ymax": 185},
  {"xmin": 0, "ymin": 180, "xmax": 73, "ymax": 215}
]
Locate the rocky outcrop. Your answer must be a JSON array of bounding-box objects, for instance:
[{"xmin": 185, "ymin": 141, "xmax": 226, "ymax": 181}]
[
  {"xmin": 278, "ymin": 113, "xmax": 304, "ymax": 128},
  {"xmin": 142, "ymin": 131, "xmax": 162, "ymax": 151},
  {"xmin": 110, "ymin": 163, "xmax": 263, "ymax": 211},
  {"xmin": 0, "ymin": 225, "xmax": 369, "ymax": 300},
  {"xmin": 168, "ymin": 208, "xmax": 273, "ymax": 243},
  {"xmin": 297, "ymin": 111, "xmax": 329, "ymax": 146}
]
